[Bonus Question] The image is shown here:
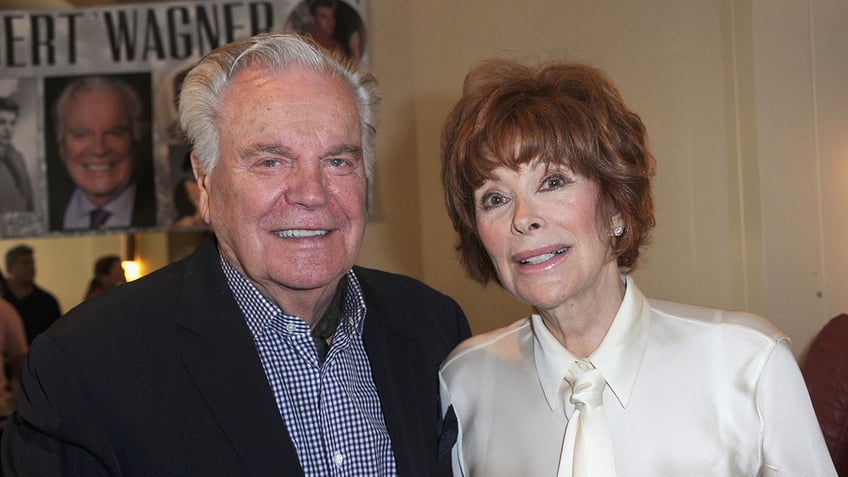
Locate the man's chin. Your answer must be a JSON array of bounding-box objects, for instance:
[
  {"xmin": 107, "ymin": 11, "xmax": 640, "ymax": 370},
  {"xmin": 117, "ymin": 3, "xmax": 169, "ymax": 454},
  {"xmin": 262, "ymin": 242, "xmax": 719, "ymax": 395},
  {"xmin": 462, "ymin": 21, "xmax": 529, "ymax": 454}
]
[{"xmin": 82, "ymin": 183, "xmax": 132, "ymax": 202}]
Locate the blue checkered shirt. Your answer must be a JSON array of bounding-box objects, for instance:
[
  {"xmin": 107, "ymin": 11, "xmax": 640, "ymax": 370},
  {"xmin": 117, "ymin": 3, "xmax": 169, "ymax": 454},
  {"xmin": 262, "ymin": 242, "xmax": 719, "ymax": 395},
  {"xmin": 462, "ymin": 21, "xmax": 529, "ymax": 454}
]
[{"xmin": 221, "ymin": 258, "xmax": 397, "ymax": 476}]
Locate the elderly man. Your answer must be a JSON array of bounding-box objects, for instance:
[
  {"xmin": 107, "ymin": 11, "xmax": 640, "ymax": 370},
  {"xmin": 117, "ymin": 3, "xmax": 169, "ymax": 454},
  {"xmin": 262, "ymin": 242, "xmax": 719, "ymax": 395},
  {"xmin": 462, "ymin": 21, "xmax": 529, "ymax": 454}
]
[
  {"xmin": 51, "ymin": 76, "xmax": 156, "ymax": 230},
  {"xmin": 2, "ymin": 33, "xmax": 469, "ymax": 476}
]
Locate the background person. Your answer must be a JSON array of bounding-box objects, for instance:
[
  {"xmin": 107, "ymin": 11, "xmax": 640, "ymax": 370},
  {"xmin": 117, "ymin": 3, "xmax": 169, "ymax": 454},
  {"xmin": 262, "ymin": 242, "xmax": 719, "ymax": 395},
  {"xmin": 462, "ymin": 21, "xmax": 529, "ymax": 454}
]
[
  {"xmin": 1, "ymin": 245, "xmax": 61, "ymax": 346},
  {"xmin": 2, "ymin": 33, "xmax": 470, "ymax": 476},
  {"xmin": 172, "ymin": 177, "xmax": 204, "ymax": 228},
  {"xmin": 438, "ymin": 58, "xmax": 835, "ymax": 476},
  {"xmin": 49, "ymin": 75, "xmax": 156, "ymax": 230},
  {"xmin": 309, "ymin": 0, "xmax": 344, "ymax": 54},
  {"xmin": 84, "ymin": 255, "xmax": 126, "ymax": 299},
  {"xmin": 0, "ymin": 298, "xmax": 27, "ymax": 417},
  {"xmin": 297, "ymin": 0, "xmax": 363, "ymax": 63},
  {"xmin": 0, "ymin": 97, "xmax": 34, "ymax": 214}
]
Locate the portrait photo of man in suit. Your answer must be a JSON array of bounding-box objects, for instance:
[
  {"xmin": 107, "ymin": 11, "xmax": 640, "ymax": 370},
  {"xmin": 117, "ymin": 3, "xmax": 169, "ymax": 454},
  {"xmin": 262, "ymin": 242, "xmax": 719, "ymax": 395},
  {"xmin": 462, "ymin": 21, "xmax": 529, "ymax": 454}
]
[
  {"xmin": 44, "ymin": 74, "xmax": 156, "ymax": 231},
  {"xmin": 0, "ymin": 96, "xmax": 34, "ymax": 214},
  {"xmin": 2, "ymin": 33, "xmax": 470, "ymax": 476}
]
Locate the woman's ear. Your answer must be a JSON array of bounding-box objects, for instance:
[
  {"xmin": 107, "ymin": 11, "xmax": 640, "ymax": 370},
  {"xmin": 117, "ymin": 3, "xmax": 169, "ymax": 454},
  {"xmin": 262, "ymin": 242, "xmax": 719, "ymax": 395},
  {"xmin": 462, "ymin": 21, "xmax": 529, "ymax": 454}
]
[{"xmin": 609, "ymin": 212, "xmax": 624, "ymax": 237}]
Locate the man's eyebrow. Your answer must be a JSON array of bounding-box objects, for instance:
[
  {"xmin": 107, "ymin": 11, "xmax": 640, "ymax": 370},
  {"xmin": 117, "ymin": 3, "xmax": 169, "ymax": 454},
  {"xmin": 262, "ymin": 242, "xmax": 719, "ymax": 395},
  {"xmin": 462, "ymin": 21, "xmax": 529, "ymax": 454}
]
[
  {"xmin": 325, "ymin": 144, "xmax": 362, "ymax": 159},
  {"xmin": 240, "ymin": 143, "xmax": 293, "ymax": 157},
  {"xmin": 238, "ymin": 143, "xmax": 362, "ymax": 159}
]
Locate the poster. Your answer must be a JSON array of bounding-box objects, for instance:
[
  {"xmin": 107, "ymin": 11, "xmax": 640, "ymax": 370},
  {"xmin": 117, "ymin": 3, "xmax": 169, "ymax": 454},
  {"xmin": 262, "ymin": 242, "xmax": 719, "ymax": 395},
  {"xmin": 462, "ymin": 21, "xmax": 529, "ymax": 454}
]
[{"xmin": 0, "ymin": 0, "xmax": 368, "ymax": 238}]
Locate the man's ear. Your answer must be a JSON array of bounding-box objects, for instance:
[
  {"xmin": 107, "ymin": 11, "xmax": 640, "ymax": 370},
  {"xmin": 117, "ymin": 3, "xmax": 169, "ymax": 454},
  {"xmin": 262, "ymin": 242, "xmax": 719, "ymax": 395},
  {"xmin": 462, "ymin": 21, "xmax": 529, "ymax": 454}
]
[{"xmin": 190, "ymin": 152, "xmax": 212, "ymax": 225}]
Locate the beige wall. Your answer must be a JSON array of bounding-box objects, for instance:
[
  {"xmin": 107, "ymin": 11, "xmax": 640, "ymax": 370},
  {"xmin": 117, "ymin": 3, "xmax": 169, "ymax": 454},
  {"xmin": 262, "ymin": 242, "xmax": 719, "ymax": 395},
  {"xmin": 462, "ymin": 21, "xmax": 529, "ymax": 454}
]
[
  {"xmin": 3, "ymin": 0, "xmax": 846, "ymax": 360},
  {"xmin": 364, "ymin": 0, "xmax": 848, "ymax": 359},
  {"xmin": 751, "ymin": 0, "xmax": 848, "ymax": 358}
]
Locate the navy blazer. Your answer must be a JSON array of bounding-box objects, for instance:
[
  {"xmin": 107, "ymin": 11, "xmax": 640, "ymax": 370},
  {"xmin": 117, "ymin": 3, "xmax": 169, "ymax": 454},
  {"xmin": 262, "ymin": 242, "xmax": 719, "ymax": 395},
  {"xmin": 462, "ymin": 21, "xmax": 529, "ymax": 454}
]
[{"xmin": 2, "ymin": 238, "xmax": 470, "ymax": 476}]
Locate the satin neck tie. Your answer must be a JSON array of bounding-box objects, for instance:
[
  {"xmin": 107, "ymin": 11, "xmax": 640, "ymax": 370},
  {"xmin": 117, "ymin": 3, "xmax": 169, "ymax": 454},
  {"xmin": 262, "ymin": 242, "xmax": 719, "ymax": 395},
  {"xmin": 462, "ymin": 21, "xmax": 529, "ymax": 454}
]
[
  {"xmin": 89, "ymin": 208, "xmax": 112, "ymax": 229},
  {"xmin": 557, "ymin": 359, "xmax": 617, "ymax": 477}
]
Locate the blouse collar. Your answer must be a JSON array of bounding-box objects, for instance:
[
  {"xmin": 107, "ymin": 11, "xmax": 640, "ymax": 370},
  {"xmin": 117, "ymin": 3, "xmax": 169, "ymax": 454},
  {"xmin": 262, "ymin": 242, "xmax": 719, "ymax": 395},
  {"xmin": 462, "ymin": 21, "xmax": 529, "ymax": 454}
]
[{"xmin": 532, "ymin": 275, "xmax": 652, "ymax": 412}]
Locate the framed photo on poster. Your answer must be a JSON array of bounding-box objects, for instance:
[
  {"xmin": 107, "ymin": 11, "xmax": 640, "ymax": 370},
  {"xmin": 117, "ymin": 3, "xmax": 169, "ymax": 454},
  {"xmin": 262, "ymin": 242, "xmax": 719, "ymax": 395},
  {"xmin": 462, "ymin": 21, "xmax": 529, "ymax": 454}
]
[{"xmin": 0, "ymin": 0, "xmax": 370, "ymax": 239}]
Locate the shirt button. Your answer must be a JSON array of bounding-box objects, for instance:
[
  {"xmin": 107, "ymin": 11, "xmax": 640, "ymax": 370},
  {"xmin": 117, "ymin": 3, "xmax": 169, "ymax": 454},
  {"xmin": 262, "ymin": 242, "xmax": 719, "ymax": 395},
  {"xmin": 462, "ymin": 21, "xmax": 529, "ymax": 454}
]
[
  {"xmin": 333, "ymin": 452, "xmax": 344, "ymax": 466},
  {"xmin": 285, "ymin": 323, "xmax": 296, "ymax": 333}
]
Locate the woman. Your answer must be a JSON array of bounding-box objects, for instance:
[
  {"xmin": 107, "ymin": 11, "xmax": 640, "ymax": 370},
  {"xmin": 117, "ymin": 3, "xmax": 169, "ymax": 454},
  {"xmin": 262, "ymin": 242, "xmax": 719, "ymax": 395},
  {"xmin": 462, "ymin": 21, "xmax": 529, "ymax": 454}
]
[
  {"xmin": 84, "ymin": 255, "xmax": 126, "ymax": 299},
  {"xmin": 438, "ymin": 59, "xmax": 834, "ymax": 476}
]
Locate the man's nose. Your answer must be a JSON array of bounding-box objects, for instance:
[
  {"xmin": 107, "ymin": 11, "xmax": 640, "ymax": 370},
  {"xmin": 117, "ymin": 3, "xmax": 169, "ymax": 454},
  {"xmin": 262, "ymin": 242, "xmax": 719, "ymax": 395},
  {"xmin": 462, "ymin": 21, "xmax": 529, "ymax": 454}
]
[{"xmin": 285, "ymin": 163, "xmax": 329, "ymax": 209}]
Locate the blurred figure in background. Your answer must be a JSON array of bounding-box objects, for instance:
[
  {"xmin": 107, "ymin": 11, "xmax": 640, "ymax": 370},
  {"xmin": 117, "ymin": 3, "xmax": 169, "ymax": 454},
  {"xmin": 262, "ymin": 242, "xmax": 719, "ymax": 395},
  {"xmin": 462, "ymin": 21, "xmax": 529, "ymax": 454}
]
[
  {"xmin": 0, "ymin": 297, "xmax": 27, "ymax": 416},
  {"xmin": 0, "ymin": 96, "xmax": 34, "ymax": 214},
  {"xmin": 172, "ymin": 177, "xmax": 204, "ymax": 228},
  {"xmin": 84, "ymin": 255, "xmax": 126, "ymax": 299},
  {"xmin": 309, "ymin": 0, "xmax": 344, "ymax": 54},
  {"xmin": 1, "ymin": 245, "xmax": 61, "ymax": 345}
]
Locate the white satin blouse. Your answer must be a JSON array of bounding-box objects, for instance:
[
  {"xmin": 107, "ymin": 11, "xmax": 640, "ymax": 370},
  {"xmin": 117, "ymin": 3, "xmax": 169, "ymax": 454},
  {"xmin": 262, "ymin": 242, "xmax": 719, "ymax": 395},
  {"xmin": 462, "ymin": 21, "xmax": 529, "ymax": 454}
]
[{"xmin": 439, "ymin": 277, "xmax": 835, "ymax": 476}]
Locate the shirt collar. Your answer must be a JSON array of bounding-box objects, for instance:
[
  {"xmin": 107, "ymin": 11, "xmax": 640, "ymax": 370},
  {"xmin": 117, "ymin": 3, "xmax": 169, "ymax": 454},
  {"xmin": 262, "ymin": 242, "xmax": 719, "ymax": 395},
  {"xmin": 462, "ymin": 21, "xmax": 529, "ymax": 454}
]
[
  {"xmin": 219, "ymin": 255, "xmax": 366, "ymax": 339},
  {"xmin": 66, "ymin": 183, "xmax": 136, "ymax": 227},
  {"xmin": 533, "ymin": 275, "xmax": 651, "ymax": 412}
]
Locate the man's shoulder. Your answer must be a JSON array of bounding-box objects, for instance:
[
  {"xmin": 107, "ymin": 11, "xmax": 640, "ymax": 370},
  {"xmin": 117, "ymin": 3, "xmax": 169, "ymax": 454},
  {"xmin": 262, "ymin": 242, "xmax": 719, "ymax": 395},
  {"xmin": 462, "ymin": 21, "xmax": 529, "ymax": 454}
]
[
  {"xmin": 353, "ymin": 266, "xmax": 451, "ymax": 300},
  {"xmin": 32, "ymin": 285, "xmax": 60, "ymax": 304},
  {"xmin": 53, "ymin": 258, "xmax": 192, "ymax": 339},
  {"xmin": 353, "ymin": 266, "xmax": 469, "ymax": 337},
  {"xmin": 6, "ymin": 145, "xmax": 25, "ymax": 162}
]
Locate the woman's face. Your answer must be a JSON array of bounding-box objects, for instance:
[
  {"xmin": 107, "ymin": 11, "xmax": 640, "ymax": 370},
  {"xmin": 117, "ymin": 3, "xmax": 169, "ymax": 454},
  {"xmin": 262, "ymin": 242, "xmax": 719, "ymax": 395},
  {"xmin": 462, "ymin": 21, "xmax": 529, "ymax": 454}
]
[
  {"xmin": 107, "ymin": 261, "xmax": 127, "ymax": 287},
  {"xmin": 473, "ymin": 161, "xmax": 620, "ymax": 312}
]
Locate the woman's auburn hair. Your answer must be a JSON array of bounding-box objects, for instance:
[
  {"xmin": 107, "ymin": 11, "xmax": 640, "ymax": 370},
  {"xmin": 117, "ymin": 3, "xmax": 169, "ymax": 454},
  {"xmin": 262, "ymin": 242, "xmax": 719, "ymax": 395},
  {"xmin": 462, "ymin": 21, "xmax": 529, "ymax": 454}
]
[{"xmin": 440, "ymin": 58, "xmax": 656, "ymax": 285}]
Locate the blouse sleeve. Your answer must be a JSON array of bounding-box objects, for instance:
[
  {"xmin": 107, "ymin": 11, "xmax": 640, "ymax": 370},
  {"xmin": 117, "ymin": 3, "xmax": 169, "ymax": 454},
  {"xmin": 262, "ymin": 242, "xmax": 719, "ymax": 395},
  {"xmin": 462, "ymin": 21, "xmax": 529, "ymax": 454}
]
[
  {"xmin": 758, "ymin": 338, "xmax": 836, "ymax": 476},
  {"xmin": 439, "ymin": 372, "xmax": 466, "ymax": 477}
]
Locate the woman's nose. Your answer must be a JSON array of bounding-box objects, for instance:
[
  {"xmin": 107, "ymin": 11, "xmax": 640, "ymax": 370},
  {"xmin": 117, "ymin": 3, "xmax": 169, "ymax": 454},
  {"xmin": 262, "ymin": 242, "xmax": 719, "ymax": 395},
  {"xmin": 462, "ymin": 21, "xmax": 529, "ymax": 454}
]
[{"xmin": 511, "ymin": 196, "xmax": 542, "ymax": 234}]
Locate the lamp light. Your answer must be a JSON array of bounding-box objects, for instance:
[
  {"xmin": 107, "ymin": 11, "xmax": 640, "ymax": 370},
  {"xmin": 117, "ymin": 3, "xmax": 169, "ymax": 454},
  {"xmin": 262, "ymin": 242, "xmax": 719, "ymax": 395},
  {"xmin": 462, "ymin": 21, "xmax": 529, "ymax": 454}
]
[{"xmin": 121, "ymin": 233, "xmax": 142, "ymax": 281}]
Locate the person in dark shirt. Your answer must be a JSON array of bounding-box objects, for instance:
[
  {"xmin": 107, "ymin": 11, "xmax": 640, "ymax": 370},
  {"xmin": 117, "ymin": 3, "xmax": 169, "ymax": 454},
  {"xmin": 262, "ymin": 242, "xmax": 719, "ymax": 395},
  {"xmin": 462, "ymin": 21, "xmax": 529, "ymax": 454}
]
[{"xmin": 1, "ymin": 245, "xmax": 61, "ymax": 344}]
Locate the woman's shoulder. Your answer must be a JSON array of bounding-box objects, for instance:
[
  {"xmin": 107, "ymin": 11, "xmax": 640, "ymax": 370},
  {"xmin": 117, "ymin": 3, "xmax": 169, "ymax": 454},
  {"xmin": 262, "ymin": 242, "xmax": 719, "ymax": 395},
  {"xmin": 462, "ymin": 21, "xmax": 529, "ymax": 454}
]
[
  {"xmin": 441, "ymin": 317, "xmax": 531, "ymax": 370},
  {"xmin": 648, "ymin": 298, "xmax": 787, "ymax": 343}
]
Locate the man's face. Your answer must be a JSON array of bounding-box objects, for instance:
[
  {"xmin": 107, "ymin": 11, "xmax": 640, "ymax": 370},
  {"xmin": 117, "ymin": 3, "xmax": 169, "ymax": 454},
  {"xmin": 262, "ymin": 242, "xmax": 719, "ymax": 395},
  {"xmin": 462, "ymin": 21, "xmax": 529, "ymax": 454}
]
[
  {"xmin": 59, "ymin": 88, "xmax": 135, "ymax": 206},
  {"xmin": 314, "ymin": 6, "xmax": 336, "ymax": 35},
  {"xmin": 195, "ymin": 65, "xmax": 367, "ymax": 316},
  {"xmin": 0, "ymin": 110, "xmax": 17, "ymax": 148},
  {"xmin": 8, "ymin": 253, "xmax": 35, "ymax": 284}
]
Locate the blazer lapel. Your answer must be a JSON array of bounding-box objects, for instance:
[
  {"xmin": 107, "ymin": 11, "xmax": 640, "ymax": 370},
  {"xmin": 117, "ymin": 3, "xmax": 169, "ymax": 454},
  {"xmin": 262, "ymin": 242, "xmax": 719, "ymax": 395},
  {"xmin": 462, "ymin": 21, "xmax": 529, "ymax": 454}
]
[
  {"xmin": 173, "ymin": 240, "xmax": 303, "ymax": 476},
  {"xmin": 358, "ymin": 274, "xmax": 424, "ymax": 475}
]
